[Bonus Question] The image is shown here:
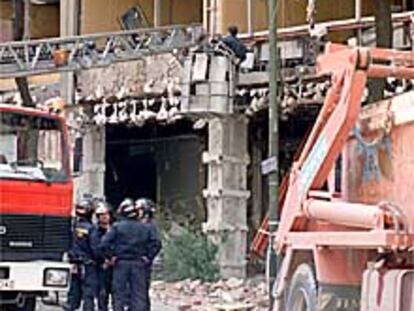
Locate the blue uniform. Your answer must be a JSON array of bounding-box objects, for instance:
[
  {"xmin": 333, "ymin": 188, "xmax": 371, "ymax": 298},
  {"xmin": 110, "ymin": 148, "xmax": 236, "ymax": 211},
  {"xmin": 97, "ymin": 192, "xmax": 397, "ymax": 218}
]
[
  {"xmin": 92, "ymin": 225, "xmax": 114, "ymax": 311},
  {"xmin": 143, "ymin": 221, "xmax": 161, "ymax": 310},
  {"xmin": 99, "ymin": 219, "xmax": 162, "ymax": 311},
  {"xmin": 65, "ymin": 218, "xmax": 98, "ymax": 311},
  {"xmin": 221, "ymin": 35, "xmax": 247, "ymax": 61}
]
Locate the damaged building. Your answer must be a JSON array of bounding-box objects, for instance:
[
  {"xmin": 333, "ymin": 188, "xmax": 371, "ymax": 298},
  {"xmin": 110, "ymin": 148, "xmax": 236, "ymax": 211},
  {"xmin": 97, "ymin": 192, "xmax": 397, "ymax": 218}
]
[{"xmin": 1, "ymin": 0, "xmax": 414, "ymax": 278}]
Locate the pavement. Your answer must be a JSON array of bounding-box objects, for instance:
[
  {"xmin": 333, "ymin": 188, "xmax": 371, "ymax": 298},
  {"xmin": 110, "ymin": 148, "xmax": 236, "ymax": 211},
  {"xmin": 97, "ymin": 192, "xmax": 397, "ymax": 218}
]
[{"xmin": 36, "ymin": 300, "xmax": 178, "ymax": 311}]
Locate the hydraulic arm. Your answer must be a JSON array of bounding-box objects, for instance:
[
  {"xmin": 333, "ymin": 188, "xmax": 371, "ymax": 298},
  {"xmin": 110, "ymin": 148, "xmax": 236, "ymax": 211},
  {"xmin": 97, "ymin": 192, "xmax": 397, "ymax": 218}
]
[
  {"xmin": 276, "ymin": 43, "xmax": 414, "ymax": 252},
  {"xmin": 271, "ymin": 43, "xmax": 414, "ymax": 311}
]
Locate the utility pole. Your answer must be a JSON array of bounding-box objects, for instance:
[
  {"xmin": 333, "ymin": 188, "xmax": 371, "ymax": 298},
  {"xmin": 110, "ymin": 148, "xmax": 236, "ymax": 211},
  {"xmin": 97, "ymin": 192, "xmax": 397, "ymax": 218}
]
[
  {"xmin": 368, "ymin": 0, "xmax": 392, "ymax": 103},
  {"xmin": 154, "ymin": 0, "xmax": 162, "ymax": 27},
  {"xmin": 267, "ymin": 0, "xmax": 279, "ymax": 308}
]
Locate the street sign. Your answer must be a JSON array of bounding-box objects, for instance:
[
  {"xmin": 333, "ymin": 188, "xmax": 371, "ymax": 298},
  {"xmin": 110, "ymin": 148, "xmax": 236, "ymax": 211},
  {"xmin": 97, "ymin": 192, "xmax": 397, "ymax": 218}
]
[{"xmin": 261, "ymin": 156, "xmax": 278, "ymax": 175}]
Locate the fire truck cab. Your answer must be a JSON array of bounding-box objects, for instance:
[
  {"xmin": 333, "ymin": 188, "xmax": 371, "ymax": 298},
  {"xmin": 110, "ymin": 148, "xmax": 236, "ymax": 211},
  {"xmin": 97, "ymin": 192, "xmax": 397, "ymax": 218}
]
[{"xmin": 0, "ymin": 104, "xmax": 72, "ymax": 311}]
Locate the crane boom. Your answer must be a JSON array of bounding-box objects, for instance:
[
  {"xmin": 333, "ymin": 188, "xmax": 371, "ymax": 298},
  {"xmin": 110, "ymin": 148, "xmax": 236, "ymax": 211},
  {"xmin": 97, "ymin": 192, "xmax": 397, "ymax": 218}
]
[{"xmin": 0, "ymin": 24, "xmax": 204, "ymax": 79}]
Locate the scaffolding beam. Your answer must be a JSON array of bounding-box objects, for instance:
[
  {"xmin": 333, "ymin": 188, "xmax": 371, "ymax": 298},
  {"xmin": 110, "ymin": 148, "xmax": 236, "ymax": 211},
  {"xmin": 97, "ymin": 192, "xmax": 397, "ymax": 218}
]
[{"xmin": 0, "ymin": 24, "xmax": 204, "ymax": 79}]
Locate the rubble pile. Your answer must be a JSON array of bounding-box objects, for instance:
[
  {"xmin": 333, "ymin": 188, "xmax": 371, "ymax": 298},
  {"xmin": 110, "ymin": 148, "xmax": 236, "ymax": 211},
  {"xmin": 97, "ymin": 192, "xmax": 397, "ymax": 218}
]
[{"xmin": 150, "ymin": 278, "xmax": 269, "ymax": 311}]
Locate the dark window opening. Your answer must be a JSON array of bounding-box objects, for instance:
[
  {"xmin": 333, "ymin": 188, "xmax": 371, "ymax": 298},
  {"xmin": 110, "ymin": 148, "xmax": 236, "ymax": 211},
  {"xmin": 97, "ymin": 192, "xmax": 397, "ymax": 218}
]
[{"xmin": 73, "ymin": 137, "xmax": 83, "ymax": 174}]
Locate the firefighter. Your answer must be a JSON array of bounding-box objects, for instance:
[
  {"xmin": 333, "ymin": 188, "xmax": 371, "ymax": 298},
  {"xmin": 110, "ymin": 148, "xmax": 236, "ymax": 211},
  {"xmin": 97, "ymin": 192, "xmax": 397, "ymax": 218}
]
[
  {"xmin": 135, "ymin": 198, "xmax": 161, "ymax": 309},
  {"xmin": 135, "ymin": 198, "xmax": 156, "ymax": 224},
  {"xmin": 92, "ymin": 202, "xmax": 114, "ymax": 311},
  {"xmin": 99, "ymin": 198, "xmax": 162, "ymax": 311},
  {"xmin": 64, "ymin": 199, "xmax": 98, "ymax": 311}
]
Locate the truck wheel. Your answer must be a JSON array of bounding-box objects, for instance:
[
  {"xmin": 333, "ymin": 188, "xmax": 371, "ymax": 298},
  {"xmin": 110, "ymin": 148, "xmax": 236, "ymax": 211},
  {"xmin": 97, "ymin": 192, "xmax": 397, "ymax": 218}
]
[
  {"xmin": 286, "ymin": 263, "xmax": 318, "ymax": 311},
  {"xmin": 14, "ymin": 297, "xmax": 36, "ymax": 311}
]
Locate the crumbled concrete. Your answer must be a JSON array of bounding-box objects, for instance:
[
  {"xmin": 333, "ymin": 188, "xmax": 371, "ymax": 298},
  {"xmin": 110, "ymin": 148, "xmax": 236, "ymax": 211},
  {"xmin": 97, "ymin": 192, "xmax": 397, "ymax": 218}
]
[{"xmin": 150, "ymin": 278, "xmax": 269, "ymax": 311}]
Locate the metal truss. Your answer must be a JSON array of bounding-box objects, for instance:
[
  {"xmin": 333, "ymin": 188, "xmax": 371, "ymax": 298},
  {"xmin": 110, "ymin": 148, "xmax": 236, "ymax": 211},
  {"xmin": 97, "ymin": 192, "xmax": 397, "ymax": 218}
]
[{"xmin": 0, "ymin": 24, "xmax": 204, "ymax": 79}]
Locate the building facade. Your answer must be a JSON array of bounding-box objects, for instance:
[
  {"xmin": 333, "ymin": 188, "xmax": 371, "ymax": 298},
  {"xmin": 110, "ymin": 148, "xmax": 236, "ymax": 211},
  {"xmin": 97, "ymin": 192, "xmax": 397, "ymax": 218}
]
[{"xmin": 1, "ymin": 0, "xmax": 413, "ymax": 278}]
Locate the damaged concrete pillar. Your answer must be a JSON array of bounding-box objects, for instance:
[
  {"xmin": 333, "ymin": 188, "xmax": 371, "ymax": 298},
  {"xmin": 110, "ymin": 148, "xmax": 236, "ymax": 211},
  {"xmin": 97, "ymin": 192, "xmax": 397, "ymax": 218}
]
[
  {"xmin": 74, "ymin": 126, "xmax": 106, "ymax": 200},
  {"xmin": 203, "ymin": 116, "xmax": 250, "ymax": 278}
]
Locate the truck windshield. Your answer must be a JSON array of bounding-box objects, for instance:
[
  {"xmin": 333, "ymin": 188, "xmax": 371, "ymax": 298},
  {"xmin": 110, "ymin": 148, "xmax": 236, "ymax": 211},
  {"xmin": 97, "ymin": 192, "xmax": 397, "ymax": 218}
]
[{"xmin": 0, "ymin": 110, "xmax": 68, "ymax": 182}]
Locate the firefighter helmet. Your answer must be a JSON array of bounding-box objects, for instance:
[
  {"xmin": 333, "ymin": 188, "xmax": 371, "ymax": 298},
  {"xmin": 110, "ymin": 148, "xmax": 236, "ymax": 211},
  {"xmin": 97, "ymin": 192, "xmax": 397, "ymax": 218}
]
[
  {"xmin": 118, "ymin": 198, "xmax": 137, "ymax": 218},
  {"xmin": 95, "ymin": 201, "xmax": 110, "ymax": 215},
  {"xmin": 75, "ymin": 199, "xmax": 94, "ymax": 217},
  {"xmin": 135, "ymin": 198, "xmax": 156, "ymax": 219}
]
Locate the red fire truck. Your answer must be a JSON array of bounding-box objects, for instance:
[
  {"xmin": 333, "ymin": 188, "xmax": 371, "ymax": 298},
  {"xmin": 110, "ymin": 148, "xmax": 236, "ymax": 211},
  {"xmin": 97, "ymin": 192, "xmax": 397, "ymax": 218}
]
[{"xmin": 0, "ymin": 103, "xmax": 72, "ymax": 311}]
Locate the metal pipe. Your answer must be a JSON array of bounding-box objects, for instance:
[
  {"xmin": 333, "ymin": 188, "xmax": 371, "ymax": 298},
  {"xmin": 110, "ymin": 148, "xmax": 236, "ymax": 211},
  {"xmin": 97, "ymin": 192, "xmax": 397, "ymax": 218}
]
[
  {"xmin": 304, "ymin": 199, "xmax": 385, "ymax": 229},
  {"xmin": 355, "ymin": 0, "xmax": 361, "ymax": 21},
  {"xmin": 247, "ymin": 0, "xmax": 253, "ymax": 37},
  {"xmin": 369, "ymin": 47, "xmax": 414, "ymax": 63},
  {"xmin": 355, "ymin": 0, "xmax": 362, "ymax": 44},
  {"xmin": 239, "ymin": 11, "xmax": 414, "ymax": 41},
  {"xmin": 212, "ymin": 0, "xmax": 217, "ymax": 34},
  {"xmin": 368, "ymin": 64, "xmax": 414, "ymax": 79},
  {"xmin": 23, "ymin": 0, "xmax": 30, "ymax": 40},
  {"xmin": 154, "ymin": 0, "xmax": 161, "ymax": 27}
]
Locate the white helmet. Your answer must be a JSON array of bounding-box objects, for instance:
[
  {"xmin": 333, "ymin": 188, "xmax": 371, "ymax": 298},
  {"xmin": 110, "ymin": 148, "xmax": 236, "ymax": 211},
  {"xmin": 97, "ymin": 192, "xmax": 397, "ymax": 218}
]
[{"xmin": 95, "ymin": 202, "xmax": 110, "ymax": 215}]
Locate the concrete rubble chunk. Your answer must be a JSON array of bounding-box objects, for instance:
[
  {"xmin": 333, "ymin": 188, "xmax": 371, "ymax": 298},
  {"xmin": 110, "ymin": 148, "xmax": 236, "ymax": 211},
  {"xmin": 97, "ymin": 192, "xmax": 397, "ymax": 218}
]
[
  {"xmin": 150, "ymin": 278, "xmax": 269, "ymax": 311},
  {"xmin": 225, "ymin": 277, "xmax": 244, "ymax": 289}
]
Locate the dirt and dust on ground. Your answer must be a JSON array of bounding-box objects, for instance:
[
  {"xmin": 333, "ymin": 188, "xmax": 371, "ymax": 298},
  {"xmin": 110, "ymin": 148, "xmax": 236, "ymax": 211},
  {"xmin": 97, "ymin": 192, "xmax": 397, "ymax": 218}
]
[
  {"xmin": 150, "ymin": 277, "xmax": 269, "ymax": 311},
  {"xmin": 36, "ymin": 277, "xmax": 268, "ymax": 311}
]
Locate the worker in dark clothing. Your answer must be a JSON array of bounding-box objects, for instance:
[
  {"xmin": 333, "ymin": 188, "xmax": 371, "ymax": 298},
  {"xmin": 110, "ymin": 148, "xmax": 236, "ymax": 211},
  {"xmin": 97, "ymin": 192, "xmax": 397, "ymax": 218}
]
[
  {"xmin": 64, "ymin": 199, "xmax": 98, "ymax": 311},
  {"xmin": 221, "ymin": 25, "xmax": 247, "ymax": 62},
  {"xmin": 135, "ymin": 198, "xmax": 161, "ymax": 310},
  {"xmin": 92, "ymin": 202, "xmax": 114, "ymax": 311},
  {"xmin": 99, "ymin": 199, "xmax": 162, "ymax": 311}
]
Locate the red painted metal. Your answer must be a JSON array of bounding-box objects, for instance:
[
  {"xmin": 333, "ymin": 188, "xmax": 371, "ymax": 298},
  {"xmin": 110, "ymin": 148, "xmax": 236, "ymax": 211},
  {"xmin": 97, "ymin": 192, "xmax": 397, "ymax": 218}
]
[
  {"xmin": 269, "ymin": 44, "xmax": 414, "ymax": 297},
  {"xmin": 250, "ymin": 128, "xmax": 311, "ymax": 258},
  {"xmin": 0, "ymin": 179, "xmax": 73, "ymax": 217},
  {"xmin": 0, "ymin": 104, "xmax": 73, "ymax": 218},
  {"xmin": 286, "ymin": 231, "xmax": 414, "ymax": 249},
  {"xmin": 303, "ymin": 199, "xmax": 385, "ymax": 229},
  {"xmin": 275, "ymin": 46, "xmax": 369, "ymax": 254},
  {"xmin": 276, "ymin": 44, "xmax": 414, "ymax": 251}
]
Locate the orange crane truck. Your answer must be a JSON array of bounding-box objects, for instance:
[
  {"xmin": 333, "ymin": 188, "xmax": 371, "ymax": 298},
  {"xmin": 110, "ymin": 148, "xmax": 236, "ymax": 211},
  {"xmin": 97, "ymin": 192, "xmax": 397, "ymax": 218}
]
[{"xmin": 271, "ymin": 43, "xmax": 414, "ymax": 311}]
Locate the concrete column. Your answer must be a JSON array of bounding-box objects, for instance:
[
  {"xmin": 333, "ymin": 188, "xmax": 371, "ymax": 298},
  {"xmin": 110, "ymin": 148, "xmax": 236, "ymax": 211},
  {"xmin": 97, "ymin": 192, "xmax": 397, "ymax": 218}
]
[
  {"xmin": 74, "ymin": 127, "xmax": 106, "ymax": 200},
  {"xmin": 60, "ymin": 0, "xmax": 78, "ymax": 103},
  {"xmin": 203, "ymin": 116, "xmax": 250, "ymax": 278}
]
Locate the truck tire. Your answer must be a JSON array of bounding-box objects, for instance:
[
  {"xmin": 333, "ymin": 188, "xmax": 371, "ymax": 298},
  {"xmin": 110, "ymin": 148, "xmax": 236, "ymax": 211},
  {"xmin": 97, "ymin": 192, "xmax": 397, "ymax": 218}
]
[
  {"xmin": 286, "ymin": 263, "xmax": 318, "ymax": 311},
  {"xmin": 7, "ymin": 297, "xmax": 36, "ymax": 311},
  {"xmin": 20, "ymin": 297, "xmax": 36, "ymax": 311}
]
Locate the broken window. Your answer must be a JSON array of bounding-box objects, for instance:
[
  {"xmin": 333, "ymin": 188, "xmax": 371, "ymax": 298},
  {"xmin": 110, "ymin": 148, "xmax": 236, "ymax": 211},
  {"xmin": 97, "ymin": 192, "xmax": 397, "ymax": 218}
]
[{"xmin": 119, "ymin": 6, "xmax": 149, "ymax": 30}]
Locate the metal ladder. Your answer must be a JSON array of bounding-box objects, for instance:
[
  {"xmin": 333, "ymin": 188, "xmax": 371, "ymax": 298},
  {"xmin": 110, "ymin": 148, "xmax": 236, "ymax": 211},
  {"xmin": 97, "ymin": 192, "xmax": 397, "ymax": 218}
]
[{"xmin": 0, "ymin": 24, "xmax": 204, "ymax": 79}]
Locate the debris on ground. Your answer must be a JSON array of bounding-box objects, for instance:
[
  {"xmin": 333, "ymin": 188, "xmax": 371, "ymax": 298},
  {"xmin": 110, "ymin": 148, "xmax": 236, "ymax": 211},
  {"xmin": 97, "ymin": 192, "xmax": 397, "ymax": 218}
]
[{"xmin": 150, "ymin": 278, "xmax": 269, "ymax": 311}]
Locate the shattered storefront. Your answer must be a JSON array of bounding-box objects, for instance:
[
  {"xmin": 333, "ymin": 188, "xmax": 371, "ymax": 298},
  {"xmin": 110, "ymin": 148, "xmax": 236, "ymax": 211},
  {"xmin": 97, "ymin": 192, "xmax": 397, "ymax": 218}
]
[
  {"xmin": 73, "ymin": 54, "xmax": 206, "ymax": 227},
  {"xmin": 105, "ymin": 121, "xmax": 206, "ymax": 225},
  {"xmin": 70, "ymin": 48, "xmax": 253, "ymax": 277}
]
